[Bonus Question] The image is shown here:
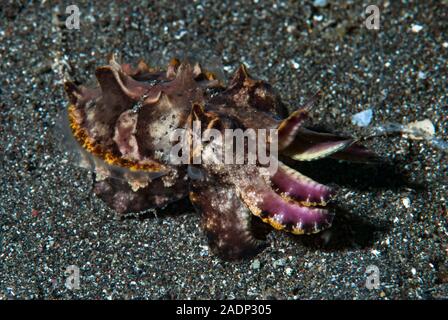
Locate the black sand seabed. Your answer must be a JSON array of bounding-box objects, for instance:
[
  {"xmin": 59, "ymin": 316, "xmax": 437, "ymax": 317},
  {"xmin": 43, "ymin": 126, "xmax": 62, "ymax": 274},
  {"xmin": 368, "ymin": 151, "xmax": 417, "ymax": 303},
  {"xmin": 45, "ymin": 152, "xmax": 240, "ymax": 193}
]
[{"xmin": 0, "ymin": 1, "xmax": 447, "ymax": 299}]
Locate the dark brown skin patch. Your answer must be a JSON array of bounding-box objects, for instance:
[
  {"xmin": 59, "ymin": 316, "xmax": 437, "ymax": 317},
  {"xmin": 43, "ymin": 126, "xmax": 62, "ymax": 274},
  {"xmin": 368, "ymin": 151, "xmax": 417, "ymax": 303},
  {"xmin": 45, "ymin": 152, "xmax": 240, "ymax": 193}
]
[
  {"xmin": 94, "ymin": 175, "xmax": 188, "ymax": 214},
  {"xmin": 221, "ymin": 64, "xmax": 288, "ymax": 118},
  {"xmin": 190, "ymin": 181, "xmax": 266, "ymax": 261}
]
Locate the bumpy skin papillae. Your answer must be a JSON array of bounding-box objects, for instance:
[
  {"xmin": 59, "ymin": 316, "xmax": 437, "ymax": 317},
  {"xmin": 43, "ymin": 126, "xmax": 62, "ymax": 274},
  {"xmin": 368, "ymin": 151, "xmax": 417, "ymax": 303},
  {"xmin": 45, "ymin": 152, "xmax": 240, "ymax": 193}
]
[{"xmin": 64, "ymin": 55, "xmax": 376, "ymax": 260}]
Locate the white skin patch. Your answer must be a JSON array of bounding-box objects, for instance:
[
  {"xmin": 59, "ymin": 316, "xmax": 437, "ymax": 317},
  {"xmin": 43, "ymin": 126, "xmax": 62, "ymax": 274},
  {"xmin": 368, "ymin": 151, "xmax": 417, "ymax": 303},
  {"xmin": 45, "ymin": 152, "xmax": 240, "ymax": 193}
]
[
  {"xmin": 125, "ymin": 173, "xmax": 150, "ymax": 192},
  {"xmin": 150, "ymin": 109, "xmax": 182, "ymax": 160},
  {"xmin": 93, "ymin": 157, "xmax": 110, "ymax": 181},
  {"xmin": 91, "ymin": 122, "xmax": 110, "ymax": 140},
  {"xmin": 148, "ymin": 96, "xmax": 179, "ymax": 147},
  {"xmin": 114, "ymin": 110, "xmax": 141, "ymax": 160},
  {"xmin": 255, "ymin": 87, "xmax": 267, "ymax": 99},
  {"xmin": 161, "ymin": 169, "xmax": 179, "ymax": 188}
]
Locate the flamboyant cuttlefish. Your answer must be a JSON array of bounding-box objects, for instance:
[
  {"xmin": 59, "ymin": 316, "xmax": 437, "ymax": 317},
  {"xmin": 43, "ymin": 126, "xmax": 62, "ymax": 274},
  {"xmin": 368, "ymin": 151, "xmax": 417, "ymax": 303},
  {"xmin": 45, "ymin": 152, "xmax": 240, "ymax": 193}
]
[{"xmin": 63, "ymin": 55, "xmax": 376, "ymax": 260}]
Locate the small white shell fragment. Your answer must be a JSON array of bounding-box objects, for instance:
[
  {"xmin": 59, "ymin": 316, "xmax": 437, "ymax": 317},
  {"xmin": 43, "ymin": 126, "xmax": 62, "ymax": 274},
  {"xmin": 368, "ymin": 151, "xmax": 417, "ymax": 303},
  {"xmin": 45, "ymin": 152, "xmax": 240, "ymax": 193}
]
[
  {"xmin": 251, "ymin": 259, "xmax": 261, "ymax": 270},
  {"xmin": 411, "ymin": 24, "xmax": 423, "ymax": 33},
  {"xmin": 417, "ymin": 71, "xmax": 427, "ymax": 79},
  {"xmin": 405, "ymin": 119, "xmax": 435, "ymax": 140},
  {"xmin": 351, "ymin": 109, "xmax": 373, "ymax": 127},
  {"xmin": 290, "ymin": 59, "xmax": 300, "ymax": 69},
  {"xmin": 402, "ymin": 197, "xmax": 411, "ymax": 209}
]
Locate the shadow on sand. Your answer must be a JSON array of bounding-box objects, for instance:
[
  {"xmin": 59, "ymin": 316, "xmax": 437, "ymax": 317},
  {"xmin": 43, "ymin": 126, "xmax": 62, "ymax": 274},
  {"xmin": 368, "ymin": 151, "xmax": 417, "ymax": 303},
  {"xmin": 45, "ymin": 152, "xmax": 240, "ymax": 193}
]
[
  {"xmin": 120, "ymin": 156, "xmax": 424, "ymax": 258},
  {"xmin": 282, "ymin": 156, "xmax": 425, "ymax": 252}
]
